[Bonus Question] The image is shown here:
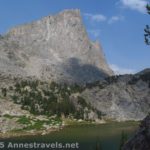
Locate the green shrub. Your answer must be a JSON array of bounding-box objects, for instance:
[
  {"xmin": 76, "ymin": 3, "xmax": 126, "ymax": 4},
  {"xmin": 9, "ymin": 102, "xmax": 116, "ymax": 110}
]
[{"xmin": 17, "ymin": 116, "xmax": 31, "ymax": 125}]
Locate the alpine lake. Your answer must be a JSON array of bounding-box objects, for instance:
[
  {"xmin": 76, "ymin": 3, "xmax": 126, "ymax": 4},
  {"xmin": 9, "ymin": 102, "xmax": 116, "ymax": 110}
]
[{"xmin": 0, "ymin": 121, "xmax": 139, "ymax": 150}]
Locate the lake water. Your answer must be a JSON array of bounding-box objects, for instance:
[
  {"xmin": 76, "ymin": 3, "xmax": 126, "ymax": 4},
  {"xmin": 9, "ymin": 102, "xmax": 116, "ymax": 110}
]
[{"xmin": 0, "ymin": 122, "xmax": 138, "ymax": 150}]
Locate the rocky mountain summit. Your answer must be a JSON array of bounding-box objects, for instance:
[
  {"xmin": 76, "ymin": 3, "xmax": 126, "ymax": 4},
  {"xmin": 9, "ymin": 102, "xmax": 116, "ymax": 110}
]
[{"xmin": 0, "ymin": 9, "xmax": 113, "ymax": 84}]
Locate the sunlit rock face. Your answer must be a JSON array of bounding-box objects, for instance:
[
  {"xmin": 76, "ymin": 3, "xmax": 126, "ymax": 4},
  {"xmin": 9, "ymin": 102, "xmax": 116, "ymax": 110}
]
[{"xmin": 0, "ymin": 9, "xmax": 113, "ymax": 84}]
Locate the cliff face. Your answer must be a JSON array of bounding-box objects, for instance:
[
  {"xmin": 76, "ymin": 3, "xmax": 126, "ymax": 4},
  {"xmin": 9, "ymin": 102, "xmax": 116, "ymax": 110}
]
[
  {"xmin": 123, "ymin": 114, "xmax": 150, "ymax": 150},
  {"xmin": 0, "ymin": 9, "xmax": 113, "ymax": 84}
]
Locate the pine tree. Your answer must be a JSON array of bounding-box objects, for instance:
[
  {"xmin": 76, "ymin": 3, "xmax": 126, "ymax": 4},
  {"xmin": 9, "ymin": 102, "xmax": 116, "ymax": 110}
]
[{"xmin": 144, "ymin": 4, "xmax": 150, "ymax": 45}]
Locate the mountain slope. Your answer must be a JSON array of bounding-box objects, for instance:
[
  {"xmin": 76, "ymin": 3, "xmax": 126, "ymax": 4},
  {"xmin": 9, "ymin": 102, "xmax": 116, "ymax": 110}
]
[
  {"xmin": 0, "ymin": 69, "xmax": 149, "ymax": 122},
  {"xmin": 78, "ymin": 69, "xmax": 150, "ymax": 121}
]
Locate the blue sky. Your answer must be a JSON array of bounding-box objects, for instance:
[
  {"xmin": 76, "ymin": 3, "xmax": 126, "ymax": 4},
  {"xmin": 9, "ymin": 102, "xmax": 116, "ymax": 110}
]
[{"xmin": 0, "ymin": 0, "xmax": 150, "ymax": 74}]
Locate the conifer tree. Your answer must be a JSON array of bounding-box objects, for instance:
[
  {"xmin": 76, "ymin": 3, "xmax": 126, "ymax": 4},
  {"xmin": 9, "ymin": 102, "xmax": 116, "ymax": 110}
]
[{"xmin": 144, "ymin": 4, "xmax": 150, "ymax": 45}]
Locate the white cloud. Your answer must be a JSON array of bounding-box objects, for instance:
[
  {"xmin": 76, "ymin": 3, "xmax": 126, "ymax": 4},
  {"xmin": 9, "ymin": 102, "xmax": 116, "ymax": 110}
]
[
  {"xmin": 84, "ymin": 13, "xmax": 107, "ymax": 22},
  {"xmin": 108, "ymin": 15, "xmax": 124, "ymax": 24},
  {"xmin": 109, "ymin": 64, "xmax": 135, "ymax": 75},
  {"xmin": 84, "ymin": 12, "xmax": 124, "ymax": 24},
  {"xmin": 88, "ymin": 29, "xmax": 101, "ymax": 38},
  {"xmin": 120, "ymin": 0, "xmax": 147, "ymax": 13}
]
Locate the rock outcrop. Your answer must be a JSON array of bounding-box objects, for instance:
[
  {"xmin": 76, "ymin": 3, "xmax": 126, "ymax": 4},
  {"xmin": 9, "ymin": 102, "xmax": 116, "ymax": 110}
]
[
  {"xmin": 79, "ymin": 69, "xmax": 150, "ymax": 121},
  {"xmin": 123, "ymin": 114, "xmax": 150, "ymax": 150},
  {"xmin": 0, "ymin": 9, "xmax": 113, "ymax": 84}
]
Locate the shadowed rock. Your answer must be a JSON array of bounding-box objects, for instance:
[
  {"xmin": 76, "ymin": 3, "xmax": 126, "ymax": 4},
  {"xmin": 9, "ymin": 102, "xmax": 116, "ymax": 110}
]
[
  {"xmin": 123, "ymin": 114, "xmax": 150, "ymax": 150},
  {"xmin": 61, "ymin": 57, "xmax": 109, "ymax": 84}
]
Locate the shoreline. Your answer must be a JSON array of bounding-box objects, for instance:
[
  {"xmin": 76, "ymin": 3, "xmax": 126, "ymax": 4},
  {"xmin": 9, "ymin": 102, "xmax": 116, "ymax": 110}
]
[
  {"xmin": 0, "ymin": 119, "xmax": 140, "ymax": 139},
  {"xmin": 0, "ymin": 127, "xmax": 63, "ymax": 139}
]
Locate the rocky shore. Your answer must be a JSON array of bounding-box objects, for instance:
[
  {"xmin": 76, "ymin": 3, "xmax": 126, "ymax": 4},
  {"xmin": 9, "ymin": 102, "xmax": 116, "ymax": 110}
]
[{"xmin": 123, "ymin": 114, "xmax": 150, "ymax": 150}]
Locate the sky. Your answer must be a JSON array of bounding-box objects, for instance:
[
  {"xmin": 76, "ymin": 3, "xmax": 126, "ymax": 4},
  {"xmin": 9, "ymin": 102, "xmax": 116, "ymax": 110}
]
[{"xmin": 0, "ymin": 0, "xmax": 150, "ymax": 74}]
